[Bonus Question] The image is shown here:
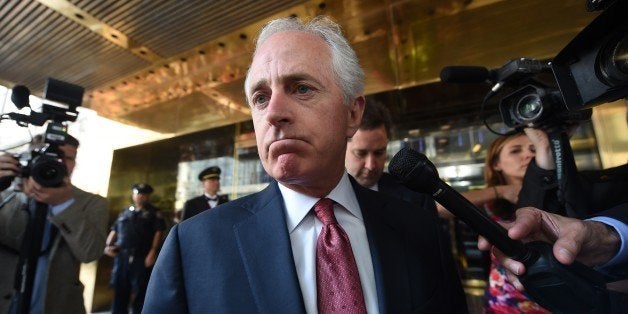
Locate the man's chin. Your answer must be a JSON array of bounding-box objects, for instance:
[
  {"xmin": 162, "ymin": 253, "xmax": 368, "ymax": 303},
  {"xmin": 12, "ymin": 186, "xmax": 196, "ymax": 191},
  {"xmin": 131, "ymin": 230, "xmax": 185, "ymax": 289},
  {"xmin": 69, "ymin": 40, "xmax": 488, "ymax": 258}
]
[
  {"xmin": 357, "ymin": 178, "xmax": 377, "ymax": 189},
  {"xmin": 269, "ymin": 158, "xmax": 302, "ymax": 181}
]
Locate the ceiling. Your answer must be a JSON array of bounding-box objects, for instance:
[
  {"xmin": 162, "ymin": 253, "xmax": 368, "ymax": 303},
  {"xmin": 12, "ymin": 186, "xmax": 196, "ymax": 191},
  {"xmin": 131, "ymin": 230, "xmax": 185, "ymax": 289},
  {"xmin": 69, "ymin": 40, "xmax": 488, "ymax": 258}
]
[{"xmin": 0, "ymin": 0, "xmax": 598, "ymax": 135}]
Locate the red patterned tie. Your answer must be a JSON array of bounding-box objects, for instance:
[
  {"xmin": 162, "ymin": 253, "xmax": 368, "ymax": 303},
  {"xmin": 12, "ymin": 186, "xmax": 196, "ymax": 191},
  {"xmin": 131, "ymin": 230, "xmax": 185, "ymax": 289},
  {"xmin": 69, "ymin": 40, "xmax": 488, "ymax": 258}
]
[{"xmin": 314, "ymin": 198, "xmax": 366, "ymax": 313}]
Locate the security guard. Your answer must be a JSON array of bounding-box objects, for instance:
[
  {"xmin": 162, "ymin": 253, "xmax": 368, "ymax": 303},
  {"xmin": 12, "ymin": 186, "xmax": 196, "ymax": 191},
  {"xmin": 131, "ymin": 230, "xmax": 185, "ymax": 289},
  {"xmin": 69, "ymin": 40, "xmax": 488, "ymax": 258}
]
[
  {"xmin": 180, "ymin": 166, "xmax": 229, "ymax": 221},
  {"xmin": 104, "ymin": 183, "xmax": 165, "ymax": 314}
]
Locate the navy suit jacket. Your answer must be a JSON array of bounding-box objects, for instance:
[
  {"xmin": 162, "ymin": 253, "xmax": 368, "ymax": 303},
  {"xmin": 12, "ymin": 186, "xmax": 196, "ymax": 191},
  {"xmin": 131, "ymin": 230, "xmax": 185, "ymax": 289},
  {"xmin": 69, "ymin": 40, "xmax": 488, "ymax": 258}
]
[{"xmin": 143, "ymin": 179, "xmax": 466, "ymax": 313}]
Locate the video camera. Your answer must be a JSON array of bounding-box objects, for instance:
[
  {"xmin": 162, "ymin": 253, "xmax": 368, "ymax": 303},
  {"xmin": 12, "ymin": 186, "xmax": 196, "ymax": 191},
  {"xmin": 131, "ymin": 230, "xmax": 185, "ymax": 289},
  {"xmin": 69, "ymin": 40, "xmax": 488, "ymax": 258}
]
[
  {"xmin": 440, "ymin": 0, "xmax": 628, "ymax": 131},
  {"xmin": 0, "ymin": 78, "xmax": 84, "ymax": 188}
]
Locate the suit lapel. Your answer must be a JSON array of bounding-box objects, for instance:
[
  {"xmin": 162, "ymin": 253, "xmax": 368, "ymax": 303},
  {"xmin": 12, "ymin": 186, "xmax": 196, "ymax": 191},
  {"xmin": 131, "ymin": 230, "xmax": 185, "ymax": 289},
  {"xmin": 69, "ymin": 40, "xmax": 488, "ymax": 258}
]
[
  {"xmin": 234, "ymin": 182, "xmax": 305, "ymax": 312},
  {"xmin": 352, "ymin": 179, "xmax": 413, "ymax": 313}
]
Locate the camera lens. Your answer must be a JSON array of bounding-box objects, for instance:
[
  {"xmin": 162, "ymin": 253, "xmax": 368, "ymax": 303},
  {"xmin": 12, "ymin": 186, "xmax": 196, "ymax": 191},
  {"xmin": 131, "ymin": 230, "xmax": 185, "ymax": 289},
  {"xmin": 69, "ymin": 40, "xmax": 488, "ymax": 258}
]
[
  {"xmin": 516, "ymin": 94, "xmax": 543, "ymax": 121},
  {"xmin": 614, "ymin": 36, "xmax": 628, "ymax": 73},
  {"xmin": 30, "ymin": 155, "xmax": 67, "ymax": 187},
  {"xmin": 598, "ymin": 32, "xmax": 628, "ymax": 85}
]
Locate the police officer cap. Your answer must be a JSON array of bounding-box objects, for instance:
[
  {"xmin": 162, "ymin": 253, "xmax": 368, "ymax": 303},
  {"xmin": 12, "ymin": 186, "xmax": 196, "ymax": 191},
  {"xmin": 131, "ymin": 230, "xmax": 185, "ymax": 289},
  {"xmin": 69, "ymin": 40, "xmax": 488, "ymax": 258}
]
[
  {"xmin": 132, "ymin": 183, "xmax": 154, "ymax": 194},
  {"xmin": 198, "ymin": 166, "xmax": 221, "ymax": 181}
]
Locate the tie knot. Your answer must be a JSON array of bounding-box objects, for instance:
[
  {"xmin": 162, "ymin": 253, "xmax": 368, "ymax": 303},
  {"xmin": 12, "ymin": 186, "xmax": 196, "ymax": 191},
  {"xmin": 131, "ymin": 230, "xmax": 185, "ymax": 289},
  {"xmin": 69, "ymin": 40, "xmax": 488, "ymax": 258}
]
[{"xmin": 313, "ymin": 198, "xmax": 336, "ymax": 225}]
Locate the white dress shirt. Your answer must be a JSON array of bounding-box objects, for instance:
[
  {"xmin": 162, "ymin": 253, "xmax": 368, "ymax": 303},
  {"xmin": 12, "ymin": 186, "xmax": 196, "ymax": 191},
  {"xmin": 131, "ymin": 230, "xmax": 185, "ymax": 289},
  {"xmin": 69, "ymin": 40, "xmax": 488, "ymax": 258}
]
[
  {"xmin": 204, "ymin": 193, "xmax": 218, "ymax": 208},
  {"xmin": 280, "ymin": 172, "xmax": 378, "ymax": 313}
]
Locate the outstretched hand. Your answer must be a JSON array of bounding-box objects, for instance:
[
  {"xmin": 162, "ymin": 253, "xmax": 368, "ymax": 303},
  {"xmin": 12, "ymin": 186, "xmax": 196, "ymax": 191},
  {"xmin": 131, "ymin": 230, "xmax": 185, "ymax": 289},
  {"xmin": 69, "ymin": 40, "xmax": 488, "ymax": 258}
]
[{"xmin": 478, "ymin": 207, "xmax": 621, "ymax": 290}]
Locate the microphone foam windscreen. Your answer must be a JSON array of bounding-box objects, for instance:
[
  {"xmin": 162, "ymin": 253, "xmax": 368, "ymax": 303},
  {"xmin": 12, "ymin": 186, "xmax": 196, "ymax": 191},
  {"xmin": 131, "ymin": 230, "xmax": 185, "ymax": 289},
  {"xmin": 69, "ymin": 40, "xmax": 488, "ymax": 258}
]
[
  {"xmin": 440, "ymin": 66, "xmax": 490, "ymax": 83},
  {"xmin": 11, "ymin": 85, "xmax": 30, "ymax": 109},
  {"xmin": 388, "ymin": 147, "xmax": 421, "ymax": 179}
]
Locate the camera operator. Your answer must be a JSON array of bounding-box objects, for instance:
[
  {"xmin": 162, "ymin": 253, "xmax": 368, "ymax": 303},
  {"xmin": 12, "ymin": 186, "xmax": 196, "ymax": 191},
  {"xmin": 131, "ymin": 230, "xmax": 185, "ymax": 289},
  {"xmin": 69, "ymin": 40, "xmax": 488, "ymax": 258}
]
[
  {"xmin": 517, "ymin": 127, "xmax": 628, "ymax": 219},
  {"xmin": 0, "ymin": 133, "xmax": 109, "ymax": 314},
  {"xmin": 513, "ymin": 126, "xmax": 627, "ymax": 272}
]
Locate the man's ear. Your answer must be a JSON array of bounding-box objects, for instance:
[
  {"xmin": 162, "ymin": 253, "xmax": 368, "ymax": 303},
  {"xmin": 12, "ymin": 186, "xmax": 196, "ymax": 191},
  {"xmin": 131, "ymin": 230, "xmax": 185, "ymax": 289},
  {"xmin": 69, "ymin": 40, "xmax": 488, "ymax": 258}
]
[{"xmin": 346, "ymin": 96, "xmax": 365, "ymax": 138}]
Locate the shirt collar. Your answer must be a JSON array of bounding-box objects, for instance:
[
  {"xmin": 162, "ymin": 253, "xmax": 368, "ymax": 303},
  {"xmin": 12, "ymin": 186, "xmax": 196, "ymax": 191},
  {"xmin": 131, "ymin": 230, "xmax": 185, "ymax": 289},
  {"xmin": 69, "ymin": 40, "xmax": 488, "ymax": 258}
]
[
  {"xmin": 204, "ymin": 193, "xmax": 218, "ymax": 198},
  {"xmin": 280, "ymin": 171, "xmax": 362, "ymax": 233}
]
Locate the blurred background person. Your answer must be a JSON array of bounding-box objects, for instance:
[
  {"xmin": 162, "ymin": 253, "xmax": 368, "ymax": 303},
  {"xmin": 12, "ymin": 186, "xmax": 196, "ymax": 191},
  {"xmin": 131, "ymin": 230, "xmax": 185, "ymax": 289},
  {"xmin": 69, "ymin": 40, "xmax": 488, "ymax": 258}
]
[
  {"xmin": 180, "ymin": 166, "xmax": 229, "ymax": 221},
  {"xmin": 474, "ymin": 132, "xmax": 550, "ymax": 313},
  {"xmin": 436, "ymin": 133, "xmax": 527, "ymax": 220},
  {"xmin": 0, "ymin": 133, "xmax": 108, "ymax": 314},
  {"xmin": 104, "ymin": 183, "xmax": 165, "ymax": 314},
  {"xmin": 345, "ymin": 99, "xmax": 437, "ymax": 216}
]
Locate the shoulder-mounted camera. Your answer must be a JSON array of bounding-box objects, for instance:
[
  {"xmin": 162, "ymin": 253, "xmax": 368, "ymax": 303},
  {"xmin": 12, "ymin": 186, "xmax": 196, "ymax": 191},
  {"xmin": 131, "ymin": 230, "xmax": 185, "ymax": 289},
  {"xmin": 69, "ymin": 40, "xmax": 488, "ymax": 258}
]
[
  {"xmin": 440, "ymin": 0, "xmax": 628, "ymax": 132},
  {"xmin": 0, "ymin": 78, "xmax": 84, "ymax": 188}
]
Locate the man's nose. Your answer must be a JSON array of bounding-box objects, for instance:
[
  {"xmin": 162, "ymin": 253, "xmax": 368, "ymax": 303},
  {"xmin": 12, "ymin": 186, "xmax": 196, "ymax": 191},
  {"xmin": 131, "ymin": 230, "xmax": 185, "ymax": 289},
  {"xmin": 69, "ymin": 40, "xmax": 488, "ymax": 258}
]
[
  {"xmin": 364, "ymin": 155, "xmax": 376, "ymax": 170},
  {"xmin": 266, "ymin": 91, "xmax": 292, "ymax": 126}
]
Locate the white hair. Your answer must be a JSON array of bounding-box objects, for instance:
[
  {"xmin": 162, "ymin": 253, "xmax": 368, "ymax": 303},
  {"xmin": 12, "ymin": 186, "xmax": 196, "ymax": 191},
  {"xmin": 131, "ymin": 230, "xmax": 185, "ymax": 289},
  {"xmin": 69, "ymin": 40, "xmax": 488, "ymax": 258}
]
[{"xmin": 244, "ymin": 16, "xmax": 364, "ymax": 106}]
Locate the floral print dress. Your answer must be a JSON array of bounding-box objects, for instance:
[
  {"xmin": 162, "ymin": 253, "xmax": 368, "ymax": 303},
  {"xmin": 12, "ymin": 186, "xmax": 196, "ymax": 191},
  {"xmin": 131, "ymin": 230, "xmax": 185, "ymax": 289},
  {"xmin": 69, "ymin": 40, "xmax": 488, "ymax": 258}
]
[{"xmin": 482, "ymin": 201, "xmax": 550, "ymax": 314}]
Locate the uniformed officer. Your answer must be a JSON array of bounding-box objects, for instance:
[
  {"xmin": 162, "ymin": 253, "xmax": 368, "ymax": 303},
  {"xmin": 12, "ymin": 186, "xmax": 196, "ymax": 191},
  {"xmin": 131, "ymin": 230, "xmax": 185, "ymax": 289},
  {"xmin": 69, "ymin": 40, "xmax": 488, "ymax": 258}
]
[
  {"xmin": 180, "ymin": 166, "xmax": 229, "ymax": 221},
  {"xmin": 104, "ymin": 183, "xmax": 165, "ymax": 314}
]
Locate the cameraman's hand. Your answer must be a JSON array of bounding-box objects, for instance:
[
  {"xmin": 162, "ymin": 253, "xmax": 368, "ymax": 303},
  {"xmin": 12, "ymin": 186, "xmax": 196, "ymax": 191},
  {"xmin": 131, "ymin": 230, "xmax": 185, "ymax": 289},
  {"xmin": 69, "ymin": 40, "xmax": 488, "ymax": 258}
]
[
  {"xmin": 104, "ymin": 245, "xmax": 119, "ymax": 257},
  {"xmin": 524, "ymin": 128, "xmax": 554, "ymax": 170},
  {"xmin": 0, "ymin": 153, "xmax": 20, "ymax": 178},
  {"xmin": 145, "ymin": 250, "xmax": 157, "ymax": 268},
  {"xmin": 25, "ymin": 176, "xmax": 73, "ymax": 205},
  {"xmin": 478, "ymin": 207, "xmax": 621, "ymax": 290}
]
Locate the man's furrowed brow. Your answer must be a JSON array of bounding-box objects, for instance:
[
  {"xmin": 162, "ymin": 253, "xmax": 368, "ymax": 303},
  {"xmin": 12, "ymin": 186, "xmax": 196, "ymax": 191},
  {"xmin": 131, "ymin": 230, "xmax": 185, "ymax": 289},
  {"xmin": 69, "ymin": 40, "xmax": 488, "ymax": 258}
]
[
  {"xmin": 248, "ymin": 72, "xmax": 322, "ymax": 94},
  {"xmin": 283, "ymin": 73, "xmax": 320, "ymax": 86},
  {"xmin": 248, "ymin": 79, "xmax": 268, "ymax": 95}
]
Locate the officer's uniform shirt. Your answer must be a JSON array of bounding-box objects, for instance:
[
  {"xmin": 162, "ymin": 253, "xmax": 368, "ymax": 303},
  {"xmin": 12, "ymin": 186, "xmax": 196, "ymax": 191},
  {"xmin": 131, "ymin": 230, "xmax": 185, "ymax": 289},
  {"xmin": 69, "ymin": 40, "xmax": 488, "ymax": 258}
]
[{"xmin": 111, "ymin": 203, "xmax": 165, "ymax": 256}]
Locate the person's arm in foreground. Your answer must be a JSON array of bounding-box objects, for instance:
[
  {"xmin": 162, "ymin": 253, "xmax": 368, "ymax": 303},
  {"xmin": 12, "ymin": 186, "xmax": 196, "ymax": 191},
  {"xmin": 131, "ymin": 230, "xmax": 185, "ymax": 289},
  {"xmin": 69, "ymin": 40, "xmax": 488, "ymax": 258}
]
[{"xmin": 478, "ymin": 206, "xmax": 624, "ymax": 290}]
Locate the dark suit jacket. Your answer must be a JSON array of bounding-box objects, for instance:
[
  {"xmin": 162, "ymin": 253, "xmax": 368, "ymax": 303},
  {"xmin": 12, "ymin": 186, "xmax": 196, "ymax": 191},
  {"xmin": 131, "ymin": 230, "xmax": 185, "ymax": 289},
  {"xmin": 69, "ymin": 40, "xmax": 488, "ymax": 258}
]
[
  {"xmin": 0, "ymin": 187, "xmax": 108, "ymax": 314},
  {"xmin": 143, "ymin": 179, "xmax": 467, "ymax": 313},
  {"xmin": 181, "ymin": 194, "xmax": 229, "ymax": 221},
  {"xmin": 378, "ymin": 172, "xmax": 438, "ymax": 218},
  {"xmin": 519, "ymin": 162, "xmax": 628, "ymax": 218}
]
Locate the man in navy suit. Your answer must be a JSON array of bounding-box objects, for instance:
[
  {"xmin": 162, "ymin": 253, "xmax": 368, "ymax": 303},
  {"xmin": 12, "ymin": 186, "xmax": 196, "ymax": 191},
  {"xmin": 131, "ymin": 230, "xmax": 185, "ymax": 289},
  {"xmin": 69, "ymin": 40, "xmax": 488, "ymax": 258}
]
[
  {"xmin": 180, "ymin": 166, "xmax": 229, "ymax": 221},
  {"xmin": 345, "ymin": 99, "xmax": 437, "ymax": 217},
  {"xmin": 143, "ymin": 16, "xmax": 467, "ymax": 313}
]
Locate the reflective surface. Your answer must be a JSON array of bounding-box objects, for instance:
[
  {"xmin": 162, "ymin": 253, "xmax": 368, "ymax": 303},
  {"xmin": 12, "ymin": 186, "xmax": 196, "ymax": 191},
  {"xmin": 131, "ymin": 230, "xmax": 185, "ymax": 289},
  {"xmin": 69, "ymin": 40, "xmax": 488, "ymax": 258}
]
[{"xmin": 0, "ymin": 0, "xmax": 597, "ymax": 134}]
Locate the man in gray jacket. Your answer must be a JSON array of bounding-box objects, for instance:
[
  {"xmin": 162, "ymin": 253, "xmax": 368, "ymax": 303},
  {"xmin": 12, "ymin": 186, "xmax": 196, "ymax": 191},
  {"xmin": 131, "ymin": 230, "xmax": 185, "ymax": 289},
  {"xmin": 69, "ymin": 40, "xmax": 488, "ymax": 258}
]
[{"xmin": 0, "ymin": 133, "xmax": 108, "ymax": 314}]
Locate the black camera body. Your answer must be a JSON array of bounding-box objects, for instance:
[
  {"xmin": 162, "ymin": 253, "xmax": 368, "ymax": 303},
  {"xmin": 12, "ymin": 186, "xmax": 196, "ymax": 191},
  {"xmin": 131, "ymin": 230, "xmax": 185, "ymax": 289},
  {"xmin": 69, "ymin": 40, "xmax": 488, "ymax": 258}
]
[
  {"xmin": 0, "ymin": 78, "xmax": 84, "ymax": 189},
  {"xmin": 441, "ymin": 0, "xmax": 627, "ymax": 131},
  {"xmin": 15, "ymin": 124, "xmax": 73, "ymax": 188},
  {"xmin": 495, "ymin": 60, "xmax": 593, "ymax": 129},
  {"xmin": 497, "ymin": 0, "xmax": 627, "ymax": 129},
  {"xmin": 552, "ymin": 0, "xmax": 628, "ymax": 111}
]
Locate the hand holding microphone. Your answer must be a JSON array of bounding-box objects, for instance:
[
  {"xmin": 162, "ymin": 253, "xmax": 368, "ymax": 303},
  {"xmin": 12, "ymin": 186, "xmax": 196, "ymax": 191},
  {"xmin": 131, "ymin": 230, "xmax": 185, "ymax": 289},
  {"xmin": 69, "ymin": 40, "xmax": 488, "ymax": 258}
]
[{"xmin": 389, "ymin": 147, "xmax": 612, "ymax": 313}]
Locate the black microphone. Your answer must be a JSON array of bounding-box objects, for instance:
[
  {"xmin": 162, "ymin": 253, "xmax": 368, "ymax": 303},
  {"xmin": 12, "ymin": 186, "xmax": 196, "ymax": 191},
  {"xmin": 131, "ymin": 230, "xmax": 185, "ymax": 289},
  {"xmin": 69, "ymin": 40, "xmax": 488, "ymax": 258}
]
[
  {"xmin": 389, "ymin": 147, "xmax": 611, "ymax": 313},
  {"xmin": 388, "ymin": 146, "xmax": 533, "ymax": 262},
  {"xmin": 11, "ymin": 85, "xmax": 31, "ymax": 109},
  {"xmin": 439, "ymin": 66, "xmax": 492, "ymax": 83}
]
